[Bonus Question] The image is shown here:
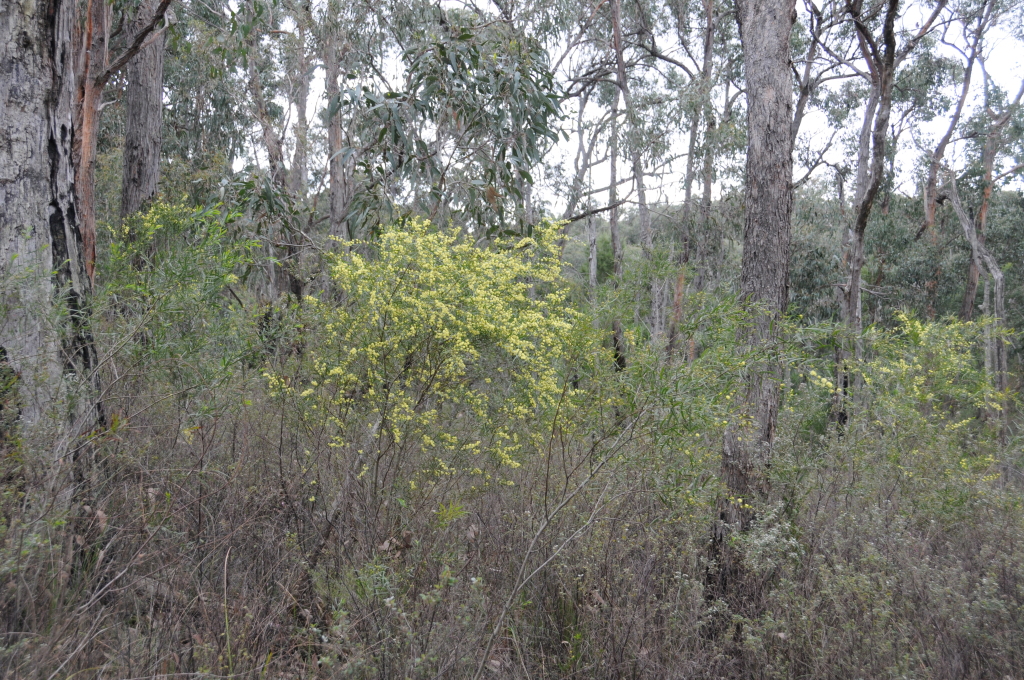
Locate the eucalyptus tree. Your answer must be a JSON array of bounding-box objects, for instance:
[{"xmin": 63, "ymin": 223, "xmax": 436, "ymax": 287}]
[
  {"xmin": 346, "ymin": 8, "xmax": 562, "ymax": 237},
  {"xmin": 660, "ymin": 0, "xmax": 746, "ymax": 350},
  {"xmin": 718, "ymin": 0, "xmax": 797, "ymax": 541},
  {"xmin": 612, "ymin": 0, "xmax": 654, "ymax": 257},
  {"xmin": 918, "ymin": 0, "xmax": 995, "ymax": 244},
  {"xmin": 75, "ymin": 0, "xmax": 175, "ymax": 280},
  {"xmin": 944, "ymin": 73, "xmax": 1024, "ymax": 440},
  {"xmin": 161, "ymin": 2, "xmax": 251, "ymax": 203},
  {"xmin": 548, "ymin": 0, "xmax": 624, "ymax": 276},
  {"xmin": 1, "ymin": 0, "xmax": 101, "ymax": 452},
  {"xmin": 836, "ymin": 0, "xmax": 949, "ymax": 339},
  {"xmin": 121, "ymin": 0, "xmax": 171, "ymax": 219},
  {"xmin": 557, "ymin": 0, "xmax": 712, "ymax": 347},
  {"xmin": 954, "ymin": 45, "xmax": 1024, "ymax": 322},
  {"xmin": 235, "ymin": 0, "xmax": 306, "ymax": 297},
  {"xmin": 320, "ymin": 6, "xmax": 353, "ymax": 241}
]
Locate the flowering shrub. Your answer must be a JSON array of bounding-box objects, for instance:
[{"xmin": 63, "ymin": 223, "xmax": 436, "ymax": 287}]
[
  {"xmin": 859, "ymin": 312, "xmax": 1002, "ymax": 421},
  {"xmin": 269, "ymin": 218, "xmax": 591, "ymax": 495}
]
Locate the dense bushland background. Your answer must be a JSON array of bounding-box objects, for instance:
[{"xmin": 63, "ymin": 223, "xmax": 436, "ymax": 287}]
[
  {"xmin": 2, "ymin": 200, "xmax": 1023, "ymax": 678},
  {"xmin": 3, "ymin": 0, "xmax": 1024, "ymax": 678}
]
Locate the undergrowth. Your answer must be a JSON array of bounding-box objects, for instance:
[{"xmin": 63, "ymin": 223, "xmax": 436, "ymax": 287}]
[{"xmin": 1, "ymin": 205, "xmax": 1022, "ymax": 679}]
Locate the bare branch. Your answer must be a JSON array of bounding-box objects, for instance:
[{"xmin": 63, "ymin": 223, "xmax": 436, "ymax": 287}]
[
  {"xmin": 96, "ymin": 0, "xmax": 175, "ymax": 89},
  {"xmin": 563, "ymin": 199, "xmax": 630, "ymax": 224}
]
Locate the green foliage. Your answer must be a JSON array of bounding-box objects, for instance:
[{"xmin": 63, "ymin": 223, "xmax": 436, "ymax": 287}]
[
  {"xmin": 859, "ymin": 312, "xmax": 1002, "ymax": 420},
  {"xmin": 98, "ymin": 201, "xmax": 257, "ymax": 401},
  {"xmin": 595, "ymin": 233, "xmax": 615, "ymax": 284},
  {"xmin": 761, "ymin": 315, "xmax": 1024, "ymax": 679},
  {"xmin": 341, "ymin": 14, "xmax": 562, "ymax": 235},
  {"xmin": 13, "ymin": 1, "xmax": 1024, "ymax": 674}
]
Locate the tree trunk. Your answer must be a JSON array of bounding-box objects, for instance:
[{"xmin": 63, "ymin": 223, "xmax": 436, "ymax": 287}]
[
  {"xmin": 961, "ymin": 108, "xmax": 1008, "ymax": 320},
  {"xmin": 120, "ymin": 0, "xmax": 166, "ymax": 220},
  {"xmin": 608, "ymin": 92, "xmax": 623, "ymax": 279},
  {"xmin": 961, "ymin": 256, "xmax": 981, "ymax": 320},
  {"xmin": 560, "ymin": 94, "xmax": 603, "ymax": 225},
  {"xmin": 71, "ymin": 0, "xmax": 172, "ymax": 278},
  {"xmin": 695, "ymin": 114, "xmax": 716, "ymax": 293},
  {"xmin": 948, "ymin": 174, "xmax": 1008, "ymax": 442},
  {"xmin": 325, "ymin": 30, "xmax": 351, "ymax": 241},
  {"xmin": 830, "ymin": 0, "xmax": 901, "ymax": 434},
  {"xmin": 919, "ymin": 0, "xmax": 988, "ymax": 240},
  {"xmin": 246, "ymin": 11, "xmax": 305, "ymax": 298},
  {"xmin": 608, "ymin": 91, "xmax": 626, "ymax": 370},
  {"xmin": 612, "ymin": 0, "xmax": 665, "ymax": 341},
  {"xmin": 681, "ymin": 112, "xmax": 700, "ymax": 239},
  {"xmin": 587, "ymin": 211, "xmax": 598, "ymax": 288},
  {"xmin": 611, "ymin": 0, "xmax": 652, "ymax": 255},
  {"xmin": 74, "ymin": 0, "xmax": 112, "ymax": 282},
  {"xmin": 841, "ymin": 85, "xmax": 878, "ymax": 337},
  {"xmin": 670, "ymin": 0, "xmax": 714, "ymax": 355},
  {"xmin": 720, "ymin": 0, "xmax": 796, "ymax": 528},
  {"xmin": 288, "ymin": 23, "xmax": 310, "ymax": 199},
  {"xmin": 842, "ymin": 0, "xmax": 899, "ymax": 340},
  {"xmin": 982, "ymin": 277, "xmax": 992, "ymax": 376},
  {"xmin": 247, "ymin": 9, "xmax": 288, "ymax": 191},
  {"xmin": 284, "ymin": 21, "xmax": 311, "ymax": 298},
  {"xmin": 1, "ymin": 0, "xmax": 99, "ymax": 436},
  {"xmin": 633, "ymin": 158, "xmax": 652, "ymax": 255}
]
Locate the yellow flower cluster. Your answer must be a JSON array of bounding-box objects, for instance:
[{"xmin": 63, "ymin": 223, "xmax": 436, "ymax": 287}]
[{"xmin": 270, "ymin": 218, "xmax": 585, "ymax": 486}]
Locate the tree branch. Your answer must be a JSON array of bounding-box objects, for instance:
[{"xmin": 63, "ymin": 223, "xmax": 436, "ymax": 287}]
[
  {"xmin": 563, "ymin": 199, "xmax": 629, "ymax": 224},
  {"xmin": 993, "ymin": 162, "xmax": 1024, "ymax": 183},
  {"xmin": 96, "ymin": 0, "xmax": 175, "ymax": 89},
  {"xmin": 638, "ymin": 42, "xmax": 695, "ymax": 77}
]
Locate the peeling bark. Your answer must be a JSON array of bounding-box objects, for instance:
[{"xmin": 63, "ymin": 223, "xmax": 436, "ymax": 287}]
[{"xmin": 948, "ymin": 174, "xmax": 1007, "ymax": 442}]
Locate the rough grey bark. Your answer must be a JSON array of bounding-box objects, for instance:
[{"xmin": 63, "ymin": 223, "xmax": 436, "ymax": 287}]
[
  {"xmin": 720, "ymin": 0, "xmax": 797, "ymax": 525},
  {"xmin": 288, "ymin": 22, "xmax": 310, "ymax": 199},
  {"xmin": 120, "ymin": 0, "xmax": 166, "ymax": 219},
  {"xmin": 324, "ymin": 29, "xmax": 351, "ymax": 241},
  {"xmin": 608, "ymin": 91, "xmax": 626, "ymax": 370},
  {"xmin": 1, "ymin": 0, "xmax": 98, "ymax": 433}
]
